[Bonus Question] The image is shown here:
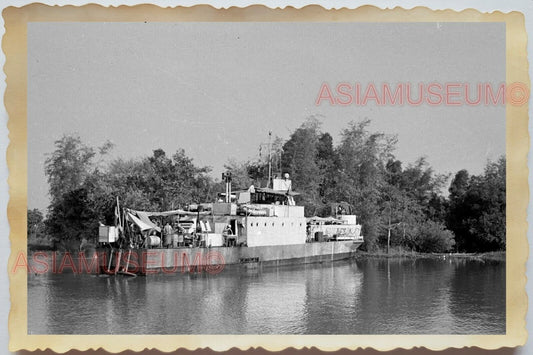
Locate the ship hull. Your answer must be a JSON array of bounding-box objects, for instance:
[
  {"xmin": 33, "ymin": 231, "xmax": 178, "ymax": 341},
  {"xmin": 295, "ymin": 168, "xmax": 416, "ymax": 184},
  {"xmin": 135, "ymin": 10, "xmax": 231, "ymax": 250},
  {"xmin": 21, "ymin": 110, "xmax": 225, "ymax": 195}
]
[{"xmin": 99, "ymin": 240, "xmax": 363, "ymax": 275}]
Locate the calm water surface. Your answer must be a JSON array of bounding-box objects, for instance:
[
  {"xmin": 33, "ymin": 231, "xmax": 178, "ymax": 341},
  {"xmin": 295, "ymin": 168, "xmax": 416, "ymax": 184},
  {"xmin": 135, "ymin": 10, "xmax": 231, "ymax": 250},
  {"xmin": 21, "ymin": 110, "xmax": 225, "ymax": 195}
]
[{"xmin": 28, "ymin": 257, "xmax": 505, "ymax": 334}]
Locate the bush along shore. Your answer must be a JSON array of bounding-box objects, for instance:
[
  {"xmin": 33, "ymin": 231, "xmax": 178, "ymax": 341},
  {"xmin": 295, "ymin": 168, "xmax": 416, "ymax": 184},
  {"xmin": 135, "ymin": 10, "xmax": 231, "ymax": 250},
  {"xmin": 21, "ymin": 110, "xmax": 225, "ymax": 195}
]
[{"xmin": 354, "ymin": 247, "xmax": 505, "ymax": 261}]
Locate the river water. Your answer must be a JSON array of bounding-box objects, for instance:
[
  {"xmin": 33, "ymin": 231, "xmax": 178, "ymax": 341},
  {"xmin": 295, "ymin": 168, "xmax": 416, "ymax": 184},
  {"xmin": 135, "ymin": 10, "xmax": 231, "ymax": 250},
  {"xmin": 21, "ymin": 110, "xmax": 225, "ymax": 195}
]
[{"xmin": 28, "ymin": 257, "xmax": 505, "ymax": 334}]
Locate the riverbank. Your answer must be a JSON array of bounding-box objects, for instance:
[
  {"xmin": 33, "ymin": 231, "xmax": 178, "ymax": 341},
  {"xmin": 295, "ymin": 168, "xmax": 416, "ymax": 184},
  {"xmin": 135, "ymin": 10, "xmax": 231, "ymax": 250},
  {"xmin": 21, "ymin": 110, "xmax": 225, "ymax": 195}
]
[{"xmin": 355, "ymin": 248, "xmax": 505, "ymax": 261}]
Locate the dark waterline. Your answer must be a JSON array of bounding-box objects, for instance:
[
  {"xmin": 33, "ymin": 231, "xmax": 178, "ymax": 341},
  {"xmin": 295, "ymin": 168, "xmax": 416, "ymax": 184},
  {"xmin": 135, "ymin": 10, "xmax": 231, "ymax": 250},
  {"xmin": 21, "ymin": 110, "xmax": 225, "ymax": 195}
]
[{"xmin": 28, "ymin": 257, "xmax": 505, "ymax": 334}]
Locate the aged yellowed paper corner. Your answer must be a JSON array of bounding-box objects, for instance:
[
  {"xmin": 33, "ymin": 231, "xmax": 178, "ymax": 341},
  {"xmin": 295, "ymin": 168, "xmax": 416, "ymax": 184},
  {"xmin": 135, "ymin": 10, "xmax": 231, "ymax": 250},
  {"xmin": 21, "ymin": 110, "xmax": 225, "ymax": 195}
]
[{"xmin": 4, "ymin": 3, "xmax": 528, "ymax": 352}]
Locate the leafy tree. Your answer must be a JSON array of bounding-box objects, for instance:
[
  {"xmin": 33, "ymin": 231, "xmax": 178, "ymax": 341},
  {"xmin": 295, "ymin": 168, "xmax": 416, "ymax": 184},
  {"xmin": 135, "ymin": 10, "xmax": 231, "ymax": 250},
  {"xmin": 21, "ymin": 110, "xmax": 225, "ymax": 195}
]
[
  {"xmin": 449, "ymin": 169, "xmax": 470, "ymax": 199},
  {"xmin": 44, "ymin": 135, "xmax": 96, "ymax": 204},
  {"xmin": 27, "ymin": 208, "xmax": 44, "ymax": 238},
  {"xmin": 281, "ymin": 117, "xmax": 323, "ymax": 215},
  {"xmin": 246, "ymin": 160, "xmax": 267, "ymax": 187},
  {"xmin": 44, "ymin": 135, "xmax": 112, "ymax": 243},
  {"xmin": 316, "ymin": 132, "xmax": 340, "ymax": 205},
  {"xmin": 45, "ymin": 187, "xmax": 98, "ymax": 242},
  {"xmin": 388, "ymin": 157, "xmax": 449, "ymax": 219},
  {"xmin": 380, "ymin": 157, "xmax": 453, "ymax": 251},
  {"xmin": 334, "ymin": 119, "xmax": 397, "ymax": 251},
  {"xmin": 96, "ymin": 148, "xmax": 214, "ymax": 212},
  {"xmin": 412, "ymin": 220, "xmax": 455, "ymax": 253},
  {"xmin": 224, "ymin": 159, "xmax": 253, "ymax": 191},
  {"xmin": 447, "ymin": 157, "xmax": 506, "ymax": 252}
]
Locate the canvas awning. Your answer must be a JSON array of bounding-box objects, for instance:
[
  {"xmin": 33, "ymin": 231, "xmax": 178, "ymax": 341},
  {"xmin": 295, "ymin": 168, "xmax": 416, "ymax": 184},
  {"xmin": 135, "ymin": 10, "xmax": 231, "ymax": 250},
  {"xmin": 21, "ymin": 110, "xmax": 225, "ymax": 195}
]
[
  {"xmin": 128, "ymin": 208, "xmax": 210, "ymax": 218},
  {"xmin": 155, "ymin": 209, "xmax": 211, "ymax": 216},
  {"xmin": 255, "ymin": 187, "xmax": 300, "ymax": 196},
  {"xmin": 127, "ymin": 213, "xmax": 160, "ymax": 232}
]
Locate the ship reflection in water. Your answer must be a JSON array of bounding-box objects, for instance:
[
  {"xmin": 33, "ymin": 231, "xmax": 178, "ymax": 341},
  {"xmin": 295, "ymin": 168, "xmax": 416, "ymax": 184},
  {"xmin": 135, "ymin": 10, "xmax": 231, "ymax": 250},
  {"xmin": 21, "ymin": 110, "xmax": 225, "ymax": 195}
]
[{"xmin": 28, "ymin": 257, "xmax": 505, "ymax": 334}]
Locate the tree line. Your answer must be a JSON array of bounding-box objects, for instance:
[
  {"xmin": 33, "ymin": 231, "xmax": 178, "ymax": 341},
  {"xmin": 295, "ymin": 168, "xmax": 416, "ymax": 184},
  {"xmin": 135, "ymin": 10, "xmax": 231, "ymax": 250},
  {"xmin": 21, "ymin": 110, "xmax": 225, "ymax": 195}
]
[{"xmin": 28, "ymin": 117, "xmax": 505, "ymax": 253}]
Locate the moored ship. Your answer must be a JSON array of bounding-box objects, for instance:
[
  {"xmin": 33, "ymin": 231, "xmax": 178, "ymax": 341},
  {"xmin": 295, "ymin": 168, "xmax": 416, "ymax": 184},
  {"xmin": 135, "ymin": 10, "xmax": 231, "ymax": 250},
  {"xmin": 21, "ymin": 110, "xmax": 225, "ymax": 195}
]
[{"xmin": 98, "ymin": 173, "xmax": 363, "ymax": 275}]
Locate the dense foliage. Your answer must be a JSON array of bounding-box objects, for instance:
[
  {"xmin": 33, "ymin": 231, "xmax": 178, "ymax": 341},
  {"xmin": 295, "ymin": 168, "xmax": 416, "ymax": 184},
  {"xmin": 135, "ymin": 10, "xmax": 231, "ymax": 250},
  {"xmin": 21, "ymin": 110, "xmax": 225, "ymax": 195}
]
[
  {"xmin": 446, "ymin": 158, "xmax": 506, "ymax": 252},
  {"xmin": 27, "ymin": 208, "xmax": 45, "ymax": 239},
  {"xmin": 34, "ymin": 119, "xmax": 505, "ymax": 253},
  {"xmin": 43, "ymin": 136, "xmax": 215, "ymax": 243}
]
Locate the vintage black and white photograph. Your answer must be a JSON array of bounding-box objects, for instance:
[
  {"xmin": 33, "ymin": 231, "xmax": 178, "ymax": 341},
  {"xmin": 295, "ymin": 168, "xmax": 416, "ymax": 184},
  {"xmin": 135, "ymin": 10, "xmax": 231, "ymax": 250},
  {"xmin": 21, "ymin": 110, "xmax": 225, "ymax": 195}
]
[{"xmin": 24, "ymin": 19, "xmax": 507, "ymax": 337}]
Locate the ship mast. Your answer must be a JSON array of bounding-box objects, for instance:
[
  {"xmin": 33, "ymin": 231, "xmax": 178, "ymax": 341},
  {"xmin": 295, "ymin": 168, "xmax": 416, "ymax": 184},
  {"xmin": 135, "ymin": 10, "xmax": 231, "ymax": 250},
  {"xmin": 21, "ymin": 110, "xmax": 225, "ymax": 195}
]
[
  {"xmin": 259, "ymin": 131, "xmax": 274, "ymax": 189},
  {"xmin": 267, "ymin": 131, "xmax": 272, "ymax": 189}
]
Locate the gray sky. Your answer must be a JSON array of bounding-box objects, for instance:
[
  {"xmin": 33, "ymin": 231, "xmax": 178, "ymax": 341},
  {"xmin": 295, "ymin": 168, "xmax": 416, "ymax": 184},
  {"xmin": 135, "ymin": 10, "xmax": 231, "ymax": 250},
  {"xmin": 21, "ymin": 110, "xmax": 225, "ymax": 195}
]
[{"xmin": 28, "ymin": 22, "xmax": 505, "ymax": 210}]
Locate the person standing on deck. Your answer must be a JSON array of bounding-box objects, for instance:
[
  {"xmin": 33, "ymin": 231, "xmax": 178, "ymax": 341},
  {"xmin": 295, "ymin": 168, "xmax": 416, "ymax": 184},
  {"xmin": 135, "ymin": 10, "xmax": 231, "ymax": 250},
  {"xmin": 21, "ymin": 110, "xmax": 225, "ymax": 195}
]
[{"xmin": 163, "ymin": 222, "xmax": 174, "ymax": 248}]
